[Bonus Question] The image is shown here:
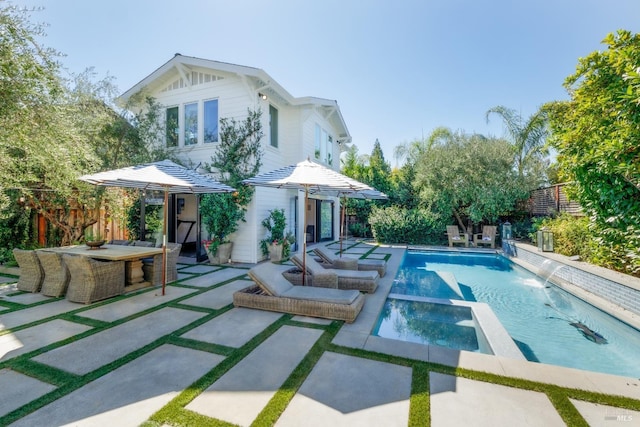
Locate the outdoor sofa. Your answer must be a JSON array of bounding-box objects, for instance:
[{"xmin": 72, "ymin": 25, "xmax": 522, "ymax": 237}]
[
  {"xmin": 233, "ymin": 262, "xmax": 364, "ymax": 323},
  {"xmin": 291, "ymin": 253, "xmax": 378, "ymax": 293},
  {"xmin": 313, "ymin": 246, "xmax": 387, "ymax": 277}
]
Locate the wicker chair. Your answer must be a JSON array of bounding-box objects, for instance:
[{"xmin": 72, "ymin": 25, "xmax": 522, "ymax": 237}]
[
  {"xmin": 36, "ymin": 251, "xmax": 70, "ymax": 297},
  {"xmin": 313, "ymin": 246, "xmax": 387, "ymax": 277},
  {"xmin": 13, "ymin": 249, "xmax": 44, "ymax": 293},
  {"xmin": 291, "ymin": 254, "xmax": 378, "ymax": 293},
  {"xmin": 63, "ymin": 254, "xmax": 125, "ymax": 304},
  {"xmin": 142, "ymin": 243, "xmax": 182, "ymax": 286},
  {"xmin": 233, "ymin": 262, "xmax": 364, "ymax": 323}
]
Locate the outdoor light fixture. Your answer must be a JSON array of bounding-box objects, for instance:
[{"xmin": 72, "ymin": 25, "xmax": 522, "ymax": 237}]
[
  {"xmin": 537, "ymin": 227, "xmax": 554, "ymax": 252},
  {"xmin": 258, "ymin": 93, "xmax": 267, "ymax": 100}
]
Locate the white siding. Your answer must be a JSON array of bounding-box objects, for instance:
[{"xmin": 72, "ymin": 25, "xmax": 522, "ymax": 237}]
[{"xmin": 133, "ymin": 58, "xmax": 348, "ymax": 263}]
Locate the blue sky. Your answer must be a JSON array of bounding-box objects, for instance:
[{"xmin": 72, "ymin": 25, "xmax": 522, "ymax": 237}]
[{"xmin": 13, "ymin": 0, "xmax": 640, "ymax": 166}]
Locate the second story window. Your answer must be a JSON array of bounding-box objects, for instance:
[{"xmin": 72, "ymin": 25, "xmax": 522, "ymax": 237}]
[
  {"xmin": 269, "ymin": 105, "xmax": 278, "ymax": 148},
  {"xmin": 166, "ymin": 106, "xmax": 179, "ymax": 147},
  {"xmin": 204, "ymin": 99, "xmax": 218, "ymax": 143},
  {"xmin": 314, "ymin": 124, "xmax": 333, "ymax": 165},
  {"xmin": 184, "ymin": 102, "xmax": 198, "ymax": 146}
]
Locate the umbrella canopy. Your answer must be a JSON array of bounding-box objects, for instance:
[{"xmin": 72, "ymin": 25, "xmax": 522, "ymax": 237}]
[
  {"xmin": 243, "ymin": 158, "xmax": 380, "ymax": 284},
  {"xmin": 80, "ymin": 159, "xmax": 235, "ymax": 294}
]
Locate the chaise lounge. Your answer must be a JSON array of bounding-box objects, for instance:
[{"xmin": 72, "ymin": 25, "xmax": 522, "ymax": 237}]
[
  {"xmin": 291, "ymin": 254, "xmax": 378, "ymax": 293},
  {"xmin": 313, "ymin": 246, "xmax": 386, "ymax": 277},
  {"xmin": 233, "ymin": 262, "xmax": 365, "ymax": 323}
]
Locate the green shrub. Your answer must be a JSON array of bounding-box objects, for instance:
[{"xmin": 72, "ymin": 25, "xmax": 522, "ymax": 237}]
[
  {"xmin": 538, "ymin": 214, "xmax": 592, "ymax": 259},
  {"xmin": 349, "ymin": 223, "xmax": 369, "ymax": 238},
  {"xmin": 369, "ymin": 206, "xmax": 445, "ymax": 245}
]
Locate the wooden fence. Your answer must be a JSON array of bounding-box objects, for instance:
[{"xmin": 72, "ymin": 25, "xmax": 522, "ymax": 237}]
[{"xmin": 527, "ymin": 183, "xmax": 582, "ymax": 216}]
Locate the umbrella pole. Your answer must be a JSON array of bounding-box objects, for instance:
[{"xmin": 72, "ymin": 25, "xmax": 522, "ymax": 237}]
[
  {"xmin": 340, "ymin": 195, "xmax": 346, "ymax": 257},
  {"xmin": 162, "ymin": 188, "xmax": 168, "ymax": 295},
  {"xmin": 302, "ymin": 188, "xmax": 308, "ymax": 286}
]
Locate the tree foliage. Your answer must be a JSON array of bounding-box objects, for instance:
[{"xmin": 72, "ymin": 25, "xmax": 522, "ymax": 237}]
[
  {"xmin": 201, "ymin": 108, "xmax": 263, "ymax": 251},
  {"xmin": 486, "ymin": 105, "xmax": 549, "ymax": 184},
  {"xmin": 0, "ymin": 5, "xmax": 173, "ymax": 248},
  {"xmin": 546, "ymin": 30, "xmax": 640, "ymax": 275},
  {"xmin": 413, "ymin": 130, "xmax": 529, "ymax": 232}
]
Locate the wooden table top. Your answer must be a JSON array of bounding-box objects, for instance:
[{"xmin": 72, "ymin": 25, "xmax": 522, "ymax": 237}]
[{"xmin": 43, "ymin": 244, "xmax": 164, "ymax": 261}]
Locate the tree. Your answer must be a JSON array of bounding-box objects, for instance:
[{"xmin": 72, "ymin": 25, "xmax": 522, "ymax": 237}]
[
  {"xmin": 201, "ymin": 108, "xmax": 263, "ymax": 251},
  {"xmin": 413, "ymin": 130, "xmax": 528, "ymax": 233},
  {"xmin": 0, "ymin": 5, "xmax": 174, "ymax": 248},
  {"xmin": 546, "ymin": 30, "xmax": 640, "ymax": 275},
  {"xmin": 486, "ymin": 105, "xmax": 549, "ymax": 185}
]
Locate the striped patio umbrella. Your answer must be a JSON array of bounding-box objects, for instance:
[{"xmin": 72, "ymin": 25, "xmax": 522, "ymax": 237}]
[
  {"xmin": 243, "ymin": 158, "xmax": 380, "ymax": 284},
  {"xmin": 80, "ymin": 159, "xmax": 235, "ymax": 295}
]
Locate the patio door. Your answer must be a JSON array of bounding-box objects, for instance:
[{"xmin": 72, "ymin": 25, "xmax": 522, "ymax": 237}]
[{"xmin": 316, "ymin": 200, "xmax": 334, "ymax": 242}]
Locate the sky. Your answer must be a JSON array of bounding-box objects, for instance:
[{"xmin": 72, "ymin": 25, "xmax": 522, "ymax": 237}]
[{"xmin": 10, "ymin": 0, "xmax": 640, "ymax": 166}]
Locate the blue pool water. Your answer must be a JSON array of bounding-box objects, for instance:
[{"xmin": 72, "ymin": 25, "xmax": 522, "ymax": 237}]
[{"xmin": 373, "ymin": 250, "xmax": 640, "ymax": 378}]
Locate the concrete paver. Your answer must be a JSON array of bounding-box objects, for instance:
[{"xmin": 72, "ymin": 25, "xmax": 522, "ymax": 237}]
[
  {"xmin": 0, "ymin": 319, "xmax": 92, "ymax": 362},
  {"xmin": 0, "ymin": 369, "xmax": 56, "ymax": 417},
  {"xmin": 187, "ymin": 325, "xmax": 323, "ymax": 426},
  {"xmin": 180, "ymin": 279, "xmax": 253, "ymax": 310},
  {"xmin": 180, "ymin": 267, "xmax": 247, "ymax": 288},
  {"xmin": 570, "ymin": 399, "xmax": 640, "ymax": 427},
  {"xmin": 429, "ymin": 373, "xmax": 565, "ymax": 427},
  {"xmin": 0, "ymin": 299, "xmax": 84, "ymax": 331},
  {"xmin": 1, "ymin": 293, "xmax": 51, "ymax": 305},
  {"xmin": 179, "ymin": 264, "xmax": 220, "ymax": 274},
  {"xmin": 277, "ymin": 352, "xmax": 412, "ymax": 427},
  {"xmin": 32, "ymin": 307, "xmax": 205, "ymax": 375},
  {"xmin": 12, "ymin": 344, "xmax": 225, "ymax": 427},
  {"xmin": 182, "ymin": 307, "xmax": 282, "ymax": 348},
  {"xmin": 77, "ymin": 286, "xmax": 197, "ymax": 322}
]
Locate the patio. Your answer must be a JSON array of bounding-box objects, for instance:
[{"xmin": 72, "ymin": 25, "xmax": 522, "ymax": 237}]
[{"xmin": 1, "ymin": 240, "xmax": 639, "ymax": 426}]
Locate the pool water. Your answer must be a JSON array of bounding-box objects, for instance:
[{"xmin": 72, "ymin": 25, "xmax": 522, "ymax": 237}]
[{"xmin": 373, "ymin": 250, "xmax": 640, "ymax": 378}]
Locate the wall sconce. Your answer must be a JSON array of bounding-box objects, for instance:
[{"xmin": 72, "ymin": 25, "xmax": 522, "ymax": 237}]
[{"xmin": 258, "ymin": 93, "xmax": 267, "ymax": 100}]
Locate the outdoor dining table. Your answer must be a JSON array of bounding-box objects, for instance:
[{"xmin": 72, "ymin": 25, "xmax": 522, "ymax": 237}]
[{"xmin": 43, "ymin": 244, "xmax": 163, "ymax": 289}]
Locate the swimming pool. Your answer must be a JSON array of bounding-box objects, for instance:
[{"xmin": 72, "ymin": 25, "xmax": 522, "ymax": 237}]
[{"xmin": 372, "ymin": 250, "xmax": 640, "ymax": 378}]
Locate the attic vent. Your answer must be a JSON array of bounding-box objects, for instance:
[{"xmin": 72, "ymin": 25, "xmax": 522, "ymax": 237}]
[{"xmin": 161, "ymin": 72, "xmax": 224, "ymax": 92}]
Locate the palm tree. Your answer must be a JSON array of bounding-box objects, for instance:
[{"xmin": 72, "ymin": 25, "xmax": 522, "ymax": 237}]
[{"xmin": 486, "ymin": 106, "xmax": 549, "ymax": 177}]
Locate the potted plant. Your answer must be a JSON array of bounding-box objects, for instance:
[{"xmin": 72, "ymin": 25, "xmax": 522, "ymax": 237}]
[
  {"xmin": 84, "ymin": 228, "xmax": 106, "ymax": 249},
  {"xmin": 200, "ymin": 192, "xmax": 242, "ymax": 264},
  {"xmin": 260, "ymin": 209, "xmax": 293, "ymax": 262}
]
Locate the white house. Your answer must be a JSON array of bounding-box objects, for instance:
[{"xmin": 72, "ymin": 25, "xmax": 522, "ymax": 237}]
[{"xmin": 119, "ymin": 54, "xmax": 351, "ymax": 263}]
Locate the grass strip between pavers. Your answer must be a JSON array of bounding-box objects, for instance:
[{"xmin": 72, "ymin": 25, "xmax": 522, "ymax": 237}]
[
  {"xmin": 409, "ymin": 363, "xmax": 431, "ymax": 427},
  {"xmin": 146, "ymin": 314, "xmax": 295, "ymax": 426}
]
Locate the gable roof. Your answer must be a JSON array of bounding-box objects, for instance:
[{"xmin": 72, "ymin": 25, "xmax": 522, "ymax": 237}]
[{"xmin": 119, "ymin": 54, "xmax": 351, "ymax": 143}]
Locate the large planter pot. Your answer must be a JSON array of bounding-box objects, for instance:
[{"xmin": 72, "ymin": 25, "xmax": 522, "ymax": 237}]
[
  {"xmin": 268, "ymin": 243, "xmax": 283, "ymax": 263},
  {"xmin": 207, "ymin": 242, "xmax": 233, "ymax": 265}
]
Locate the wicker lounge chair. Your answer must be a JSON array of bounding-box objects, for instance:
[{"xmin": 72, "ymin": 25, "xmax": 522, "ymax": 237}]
[
  {"xmin": 313, "ymin": 246, "xmax": 387, "ymax": 277},
  {"xmin": 36, "ymin": 250, "xmax": 70, "ymax": 297},
  {"xmin": 233, "ymin": 262, "xmax": 365, "ymax": 323},
  {"xmin": 447, "ymin": 225, "xmax": 469, "ymax": 248},
  {"xmin": 474, "ymin": 225, "xmax": 497, "ymax": 248},
  {"xmin": 142, "ymin": 243, "xmax": 182, "ymax": 286},
  {"xmin": 13, "ymin": 249, "xmax": 44, "ymax": 293},
  {"xmin": 291, "ymin": 254, "xmax": 378, "ymax": 293},
  {"xmin": 63, "ymin": 254, "xmax": 125, "ymax": 304}
]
